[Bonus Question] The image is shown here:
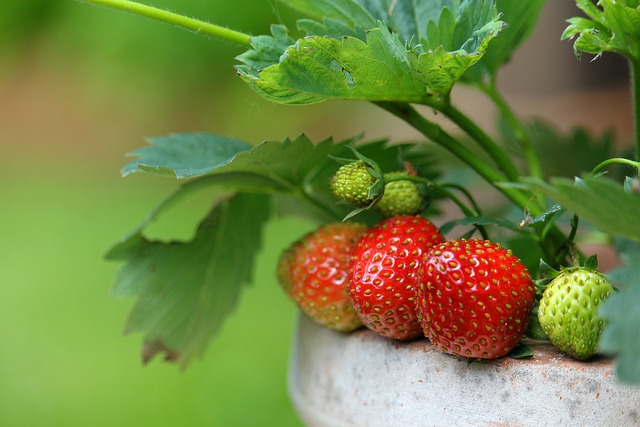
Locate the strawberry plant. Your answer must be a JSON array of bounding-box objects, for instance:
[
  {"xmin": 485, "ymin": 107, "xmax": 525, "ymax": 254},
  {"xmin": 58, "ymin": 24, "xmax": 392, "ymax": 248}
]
[{"xmin": 78, "ymin": 0, "xmax": 640, "ymax": 385}]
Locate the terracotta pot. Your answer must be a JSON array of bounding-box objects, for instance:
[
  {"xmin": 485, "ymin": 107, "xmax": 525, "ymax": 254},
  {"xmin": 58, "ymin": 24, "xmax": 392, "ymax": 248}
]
[{"xmin": 288, "ymin": 315, "xmax": 640, "ymax": 427}]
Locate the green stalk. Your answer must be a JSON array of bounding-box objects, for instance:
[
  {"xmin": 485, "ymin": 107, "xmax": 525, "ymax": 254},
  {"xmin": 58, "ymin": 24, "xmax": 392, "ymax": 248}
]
[
  {"xmin": 437, "ymin": 101, "xmax": 522, "ymax": 183},
  {"xmin": 79, "ymin": 0, "xmax": 252, "ymax": 46},
  {"xmin": 631, "ymin": 58, "xmax": 640, "ymax": 174},
  {"xmin": 376, "ymin": 102, "xmax": 532, "ymax": 210},
  {"xmin": 482, "ymin": 80, "xmax": 544, "ymax": 181}
]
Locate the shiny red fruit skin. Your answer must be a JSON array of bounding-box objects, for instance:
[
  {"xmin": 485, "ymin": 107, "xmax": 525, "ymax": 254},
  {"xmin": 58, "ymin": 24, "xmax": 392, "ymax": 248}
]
[
  {"xmin": 349, "ymin": 215, "xmax": 445, "ymax": 340},
  {"xmin": 417, "ymin": 239, "xmax": 536, "ymax": 359},
  {"xmin": 277, "ymin": 222, "xmax": 367, "ymax": 332}
]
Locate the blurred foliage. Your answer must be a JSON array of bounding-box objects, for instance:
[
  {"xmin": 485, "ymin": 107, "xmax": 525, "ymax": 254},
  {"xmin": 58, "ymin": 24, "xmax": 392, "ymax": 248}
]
[
  {"xmin": 1, "ymin": 0, "xmax": 297, "ymax": 97},
  {"xmin": 0, "ymin": 1, "xmax": 308, "ymax": 426}
]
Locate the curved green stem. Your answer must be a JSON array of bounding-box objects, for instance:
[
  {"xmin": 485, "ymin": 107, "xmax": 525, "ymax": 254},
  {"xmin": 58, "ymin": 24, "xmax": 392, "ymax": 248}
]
[
  {"xmin": 591, "ymin": 157, "xmax": 640, "ymax": 175},
  {"xmin": 385, "ymin": 175, "xmax": 478, "ymax": 218},
  {"xmin": 386, "ymin": 174, "xmax": 489, "ymax": 239},
  {"xmin": 376, "ymin": 102, "xmax": 532, "ymax": 210},
  {"xmin": 79, "ymin": 0, "xmax": 252, "ymax": 46}
]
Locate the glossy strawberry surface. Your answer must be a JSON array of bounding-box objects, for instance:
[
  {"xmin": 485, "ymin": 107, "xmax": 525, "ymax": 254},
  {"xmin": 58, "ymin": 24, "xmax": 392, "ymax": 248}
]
[
  {"xmin": 349, "ymin": 215, "xmax": 444, "ymax": 340},
  {"xmin": 277, "ymin": 222, "xmax": 367, "ymax": 332},
  {"xmin": 417, "ymin": 239, "xmax": 536, "ymax": 358}
]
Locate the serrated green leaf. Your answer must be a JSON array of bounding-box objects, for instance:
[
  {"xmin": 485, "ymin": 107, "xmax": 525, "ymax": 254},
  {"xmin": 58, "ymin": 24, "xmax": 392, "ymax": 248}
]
[
  {"xmin": 239, "ymin": 0, "xmax": 504, "ymax": 103},
  {"xmin": 109, "ymin": 193, "xmax": 270, "ymax": 367},
  {"xmin": 122, "ymin": 133, "xmax": 252, "ymax": 178},
  {"xmin": 563, "ymin": 0, "xmax": 640, "ymax": 62},
  {"xmin": 524, "ymin": 176, "xmax": 640, "ymax": 242}
]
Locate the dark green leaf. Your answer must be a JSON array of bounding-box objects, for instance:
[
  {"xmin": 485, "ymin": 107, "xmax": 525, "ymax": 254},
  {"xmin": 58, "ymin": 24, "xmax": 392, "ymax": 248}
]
[
  {"xmin": 108, "ymin": 193, "xmax": 270, "ymax": 367},
  {"xmin": 563, "ymin": 0, "xmax": 640, "ymax": 62},
  {"xmin": 122, "ymin": 133, "xmax": 252, "ymax": 178},
  {"xmin": 439, "ymin": 215, "xmax": 527, "ymax": 236},
  {"xmin": 508, "ymin": 342, "xmax": 534, "ymax": 359},
  {"xmin": 524, "ymin": 175, "xmax": 640, "ymax": 242},
  {"xmin": 584, "ymin": 254, "xmax": 599, "ymax": 271},
  {"xmin": 524, "ymin": 204, "xmax": 563, "ymax": 226},
  {"xmin": 238, "ymin": 0, "xmax": 504, "ymax": 103},
  {"xmin": 599, "ymin": 252, "xmax": 640, "ymax": 383},
  {"xmin": 606, "ymin": 250, "xmax": 640, "ymax": 291}
]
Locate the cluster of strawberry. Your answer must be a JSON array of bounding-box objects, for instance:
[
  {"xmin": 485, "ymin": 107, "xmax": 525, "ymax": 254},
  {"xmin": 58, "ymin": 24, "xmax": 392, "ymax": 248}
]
[
  {"xmin": 277, "ymin": 162, "xmax": 616, "ymax": 361},
  {"xmin": 278, "ymin": 216, "xmax": 538, "ymax": 359}
]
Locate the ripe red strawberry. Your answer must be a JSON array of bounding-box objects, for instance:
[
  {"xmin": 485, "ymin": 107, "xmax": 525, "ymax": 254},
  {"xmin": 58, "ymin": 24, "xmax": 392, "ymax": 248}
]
[
  {"xmin": 349, "ymin": 215, "xmax": 445, "ymax": 340},
  {"xmin": 277, "ymin": 222, "xmax": 367, "ymax": 332},
  {"xmin": 417, "ymin": 239, "xmax": 536, "ymax": 359}
]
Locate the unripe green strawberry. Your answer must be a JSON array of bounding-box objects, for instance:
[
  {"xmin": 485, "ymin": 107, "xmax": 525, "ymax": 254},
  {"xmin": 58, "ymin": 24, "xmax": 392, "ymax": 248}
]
[
  {"xmin": 330, "ymin": 160, "xmax": 376, "ymax": 207},
  {"xmin": 417, "ymin": 239, "xmax": 536, "ymax": 359},
  {"xmin": 277, "ymin": 222, "xmax": 367, "ymax": 332},
  {"xmin": 538, "ymin": 268, "xmax": 614, "ymax": 360},
  {"xmin": 375, "ymin": 171, "xmax": 426, "ymax": 217}
]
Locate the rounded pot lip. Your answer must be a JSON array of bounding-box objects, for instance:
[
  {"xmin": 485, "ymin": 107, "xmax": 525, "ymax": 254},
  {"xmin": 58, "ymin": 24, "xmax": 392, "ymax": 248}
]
[{"xmin": 288, "ymin": 314, "xmax": 638, "ymax": 427}]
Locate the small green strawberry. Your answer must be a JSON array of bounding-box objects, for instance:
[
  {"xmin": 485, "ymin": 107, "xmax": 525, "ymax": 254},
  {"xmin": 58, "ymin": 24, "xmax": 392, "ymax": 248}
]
[
  {"xmin": 537, "ymin": 266, "xmax": 614, "ymax": 360},
  {"xmin": 277, "ymin": 222, "xmax": 367, "ymax": 332},
  {"xmin": 349, "ymin": 215, "xmax": 445, "ymax": 340},
  {"xmin": 417, "ymin": 239, "xmax": 536, "ymax": 359},
  {"xmin": 375, "ymin": 171, "xmax": 427, "ymax": 218},
  {"xmin": 330, "ymin": 160, "xmax": 377, "ymax": 207}
]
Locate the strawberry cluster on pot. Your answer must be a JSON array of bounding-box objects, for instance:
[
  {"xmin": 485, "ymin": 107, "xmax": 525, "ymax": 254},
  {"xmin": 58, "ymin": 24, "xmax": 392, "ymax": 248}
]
[{"xmin": 277, "ymin": 161, "xmax": 616, "ymax": 361}]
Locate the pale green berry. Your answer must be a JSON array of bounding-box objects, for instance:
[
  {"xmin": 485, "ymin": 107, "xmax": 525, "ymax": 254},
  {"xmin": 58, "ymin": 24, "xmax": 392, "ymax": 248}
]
[
  {"xmin": 375, "ymin": 171, "xmax": 426, "ymax": 218},
  {"xmin": 538, "ymin": 268, "xmax": 614, "ymax": 360},
  {"xmin": 330, "ymin": 161, "xmax": 376, "ymax": 207}
]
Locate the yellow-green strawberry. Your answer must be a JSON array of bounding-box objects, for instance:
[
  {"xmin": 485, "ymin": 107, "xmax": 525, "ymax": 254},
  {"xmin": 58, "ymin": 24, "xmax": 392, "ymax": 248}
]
[
  {"xmin": 375, "ymin": 171, "xmax": 426, "ymax": 217},
  {"xmin": 330, "ymin": 160, "xmax": 376, "ymax": 207},
  {"xmin": 277, "ymin": 222, "xmax": 367, "ymax": 332},
  {"xmin": 538, "ymin": 267, "xmax": 615, "ymax": 360}
]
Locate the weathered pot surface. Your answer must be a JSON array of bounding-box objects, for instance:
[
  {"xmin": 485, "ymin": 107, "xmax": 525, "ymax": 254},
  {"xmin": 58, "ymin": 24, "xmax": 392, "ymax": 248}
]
[{"xmin": 288, "ymin": 314, "xmax": 640, "ymax": 427}]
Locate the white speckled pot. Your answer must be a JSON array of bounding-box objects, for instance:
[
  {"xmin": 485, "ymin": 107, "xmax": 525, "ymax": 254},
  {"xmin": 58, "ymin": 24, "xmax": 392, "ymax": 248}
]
[{"xmin": 288, "ymin": 315, "xmax": 640, "ymax": 427}]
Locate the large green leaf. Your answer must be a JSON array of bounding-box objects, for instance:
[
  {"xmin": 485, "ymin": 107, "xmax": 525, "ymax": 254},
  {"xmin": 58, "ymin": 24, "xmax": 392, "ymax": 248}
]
[
  {"xmin": 563, "ymin": 0, "xmax": 640, "ymax": 62},
  {"xmin": 237, "ymin": 0, "xmax": 504, "ymax": 104},
  {"xmin": 122, "ymin": 133, "xmax": 252, "ymax": 179},
  {"xmin": 525, "ymin": 175, "xmax": 640, "ymax": 242},
  {"xmin": 599, "ymin": 250, "xmax": 640, "ymax": 383},
  {"xmin": 107, "ymin": 193, "xmax": 270, "ymax": 367}
]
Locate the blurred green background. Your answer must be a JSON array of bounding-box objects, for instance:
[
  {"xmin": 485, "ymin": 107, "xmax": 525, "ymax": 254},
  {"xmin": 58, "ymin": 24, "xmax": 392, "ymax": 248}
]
[
  {"xmin": 0, "ymin": 1, "xmax": 374, "ymax": 426},
  {"xmin": 0, "ymin": 1, "xmax": 632, "ymax": 426}
]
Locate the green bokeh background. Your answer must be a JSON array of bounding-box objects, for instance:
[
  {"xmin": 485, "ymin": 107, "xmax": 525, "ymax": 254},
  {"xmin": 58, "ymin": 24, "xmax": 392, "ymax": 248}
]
[{"xmin": 0, "ymin": 1, "xmax": 384, "ymax": 426}]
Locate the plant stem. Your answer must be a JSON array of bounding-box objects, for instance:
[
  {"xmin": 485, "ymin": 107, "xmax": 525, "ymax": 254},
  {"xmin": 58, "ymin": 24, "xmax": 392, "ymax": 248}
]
[
  {"xmin": 79, "ymin": 0, "xmax": 252, "ymax": 46},
  {"xmin": 591, "ymin": 157, "xmax": 640, "ymax": 175},
  {"xmin": 482, "ymin": 81, "xmax": 545, "ymax": 181},
  {"xmin": 376, "ymin": 102, "xmax": 532, "ymax": 210},
  {"xmin": 631, "ymin": 58, "xmax": 640, "ymax": 175},
  {"xmin": 479, "ymin": 80, "xmax": 547, "ymax": 214},
  {"xmin": 438, "ymin": 101, "xmax": 521, "ymax": 183}
]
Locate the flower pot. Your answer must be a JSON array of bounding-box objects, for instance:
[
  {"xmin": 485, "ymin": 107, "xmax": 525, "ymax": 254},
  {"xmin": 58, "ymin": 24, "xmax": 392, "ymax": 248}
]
[{"xmin": 288, "ymin": 314, "xmax": 640, "ymax": 427}]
